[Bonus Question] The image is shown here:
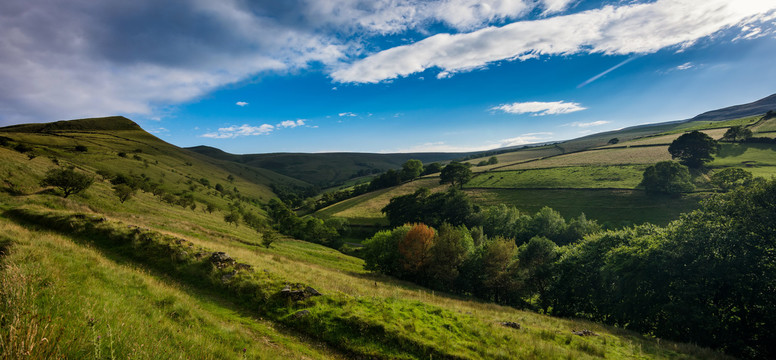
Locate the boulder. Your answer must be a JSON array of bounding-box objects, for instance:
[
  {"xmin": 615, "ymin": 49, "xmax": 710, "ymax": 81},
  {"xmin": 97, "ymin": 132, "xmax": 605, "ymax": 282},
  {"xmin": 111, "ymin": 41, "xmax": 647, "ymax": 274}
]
[
  {"xmin": 500, "ymin": 322, "xmax": 521, "ymax": 330},
  {"xmin": 572, "ymin": 329, "xmax": 598, "ymax": 336}
]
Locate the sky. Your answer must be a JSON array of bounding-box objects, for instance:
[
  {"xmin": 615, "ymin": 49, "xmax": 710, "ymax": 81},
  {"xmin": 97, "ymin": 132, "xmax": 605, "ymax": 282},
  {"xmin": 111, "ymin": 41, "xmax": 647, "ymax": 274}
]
[{"xmin": 1, "ymin": 0, "xmax": 776, "ymax": 154}]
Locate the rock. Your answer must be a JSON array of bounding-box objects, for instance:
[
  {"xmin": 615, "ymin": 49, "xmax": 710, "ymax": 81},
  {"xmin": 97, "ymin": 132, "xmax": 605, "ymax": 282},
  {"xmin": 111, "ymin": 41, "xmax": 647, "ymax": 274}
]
[
  {"xmin": 304, "ymin": 286, "xmax": 322, "ymax": 297},
  {"xmin": 572, "ymin": 329, "xmax": 598, "ymax": 337},
  {"xmin": 500, "ymin": 322, "xmax": 521, "ymax": 329},
  {"xmin": 209, "ymin": 252, "xmax": 235, "ymax": 267},
  {"xmin": 175, "ymin": 250, "xmax": 188, "ymax": 262},
  {"xmin": 235, "ymin": 263, "xmax": 252, "ymax": 271},
  {"xmin": 292, "ymin": 310, "xmax": 310, "ymax": 319},
  {"xmin": 280, "ymin": 284, "xmax": 323, "ymax": 301},
  {"xmin": 221, "ymin": 271, "xmax": 237, "ymax": 284}
]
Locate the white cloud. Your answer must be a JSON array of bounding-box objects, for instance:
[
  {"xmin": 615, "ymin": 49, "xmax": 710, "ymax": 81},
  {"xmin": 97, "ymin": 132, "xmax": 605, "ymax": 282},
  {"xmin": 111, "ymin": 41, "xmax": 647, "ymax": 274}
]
[
  {"xmin": 201, "ymin": 124, "xmax": 274, "ymax": 139},
  {"xmin": 332, "ymin": 0, "xmax": 776, "ymax": 83},
  {"xmin": 278, "ymin": 119, "xmax": 306, "ymax": 128},
  {"xmin": 236, "ymin": 101, "xmax": 249, "ymax": 107},
  {"xmin": 339, "ymin": 112, "xmax": 358, "ymax": 117},
  {"xmin": 540, "ymin": 0, "xmax": 575, "ymax": 14},
  {"xmin": 567, "ymin": 120, "xmax": 610, "ymax": 127},
  {"xmin": 498, "ymin": 132, "xmax": 554, "ymax": 147},
  {"xmin": 676, "ymin": 62, "xmax": 694, "ymax": 70},
  {"xmin": 492, "ymin": 101, "xmax": 586, "ymax": 116}
]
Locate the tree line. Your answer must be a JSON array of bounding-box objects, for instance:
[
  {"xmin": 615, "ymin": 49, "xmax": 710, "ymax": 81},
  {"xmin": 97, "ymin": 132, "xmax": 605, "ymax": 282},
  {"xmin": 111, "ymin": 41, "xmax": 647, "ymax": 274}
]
[{"xmin": 365, "ymin": 178, "xmax": 776, "ymax": 359}]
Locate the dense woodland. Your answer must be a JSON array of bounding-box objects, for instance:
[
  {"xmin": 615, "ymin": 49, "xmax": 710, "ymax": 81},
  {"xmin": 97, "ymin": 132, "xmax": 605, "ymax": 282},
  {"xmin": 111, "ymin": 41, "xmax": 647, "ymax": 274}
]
[{"xmin": 365, "ymin": 178, "xmax": 776, "ymax": 359}]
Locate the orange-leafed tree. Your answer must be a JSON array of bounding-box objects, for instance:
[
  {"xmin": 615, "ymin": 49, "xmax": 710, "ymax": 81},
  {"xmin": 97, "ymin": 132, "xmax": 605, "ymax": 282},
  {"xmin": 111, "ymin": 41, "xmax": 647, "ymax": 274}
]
[{"xmin": 398, "ymin": 223, "xmax": 435, "ymax": 273}]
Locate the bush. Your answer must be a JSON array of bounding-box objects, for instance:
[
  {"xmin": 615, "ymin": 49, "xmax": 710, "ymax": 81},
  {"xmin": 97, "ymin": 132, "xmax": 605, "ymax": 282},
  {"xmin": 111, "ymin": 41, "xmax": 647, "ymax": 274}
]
[
  {"xmin": 640, "ymin": 161, "xmax": 694, "ymax": 193},
  {"xmin": 40, "ymin": 167, "xmax": 94, "ymax": 198},
  {"xmin": 74, "ymin": 145, "xmax": 88, "ymax": 152},
  {"xmin": 113, "ymin": 184, "xmax": 135, "ymax": 203}
]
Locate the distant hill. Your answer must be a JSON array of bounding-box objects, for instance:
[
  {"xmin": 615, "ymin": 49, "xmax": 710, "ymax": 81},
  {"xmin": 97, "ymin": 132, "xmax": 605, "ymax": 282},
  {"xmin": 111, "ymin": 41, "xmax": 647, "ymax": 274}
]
[
  {"xmin": 0, "ymin": 116, "xmax": 308, "ymax": 201},
  {"xmin": 0, "ymin": 116, "xmax": 144, "ymax": 132},
  {"xmin": 187, "ymin": 146, "xmax": 467, "ymax": 187},
  {"xmin": 690, "ymin": 93, "xmax": 776, "ymax": 122}
]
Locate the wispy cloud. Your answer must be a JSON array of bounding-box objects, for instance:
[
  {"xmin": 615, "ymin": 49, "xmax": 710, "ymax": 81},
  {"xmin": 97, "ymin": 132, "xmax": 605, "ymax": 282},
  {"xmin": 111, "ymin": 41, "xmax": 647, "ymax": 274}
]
[
  {"xmin": 278, "ymin": 119, "xmax": 306, "ymax": 128},
  {"xmin": 339, "ymin": 112, "xmax": 358, "ymax": 117},
  {"xmin": 566, "ymin": 120, "xmax": 610, "ymax": 127},
  {"xmin": 201, "ymin": 124, "xmax": 274, "ymax": 139},
  {"xmin": 578, "ymin": 56, "xmax": 639, "ymax": 88},
  {"xmin": 236, "ymin": 101, "xmax": 249, "ymax": 107},
  {"xmin": 492, "ymin": 101, "xmax": 586, "ymax": 116},
  {"xmin": 498, "ymin": 132, "xmax": 554, "ymax": 147},
  {"xmin": 332, "ymin": 0, "xmax": 776, "ymax": 83},
  {"xmin": 675, "ymin": 62, "xmax": 694, "ymax": 70}
]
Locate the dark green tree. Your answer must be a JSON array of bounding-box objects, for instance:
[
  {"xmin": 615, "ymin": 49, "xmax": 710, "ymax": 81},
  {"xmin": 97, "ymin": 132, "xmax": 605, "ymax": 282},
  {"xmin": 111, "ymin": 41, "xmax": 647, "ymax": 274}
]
[
  {"xmin": 668, "ymin": 130, "xmax": 717, "ymax": 168},
  {"xmin": 400, "ymin": 159, "xmax": 424, "ymax": 181},
  {"xmin": 261, "ymin": 230, "xmax": 278, "ymax": 248},
  {"xmin": 439, "ymin": 162, "xmax": 472, "ymax": 188},
  {"xmin": 640, "ymin": 161, "xmax": 695, "ymax": 193},
  {"xmin": 113, "ymin": 184, "xmax": 135, "ymax": 203},
  {"xmin": 40, "ymin": 167, "xmax": 94, "ymax": 198},
  {"xmin": 710, "ymin": 168, "xmax": 753, "ymax": 191},
  {"xmin": 722, "ymin": 126, "xmax": 753, "ymax": 142},
  {"xmin": 224, "ymin": 211, "xmax": 240, "ymax": 226},
  {"xmin": 487, "ymin": 156, "xmax": 499, "ymax": 165},
  {"xmin": 422, "ymin": 162, "xmax": 443, "ymax": 175}
]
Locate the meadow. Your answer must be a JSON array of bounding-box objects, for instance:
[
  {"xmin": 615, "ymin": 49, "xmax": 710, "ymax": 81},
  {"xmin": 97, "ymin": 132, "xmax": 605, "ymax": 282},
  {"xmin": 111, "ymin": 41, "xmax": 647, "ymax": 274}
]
[
  {"xmin": 0, "ymin": 116, "xmax": 756, "ymax": 359},
  {"xmin": 467, "ymin": 165, "xmax": 647, "ymax": 189}
]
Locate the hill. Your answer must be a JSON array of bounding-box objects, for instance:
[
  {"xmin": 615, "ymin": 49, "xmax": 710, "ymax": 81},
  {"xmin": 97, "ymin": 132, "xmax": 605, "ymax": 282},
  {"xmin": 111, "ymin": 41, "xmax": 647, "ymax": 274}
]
[
  {"xmin": 0, "ymin": 117, "xmax": 729, "ymax": 359},
  {"xmin": 187, "ymin": 146, "xmax": 466, "ymax": 187},
  {"xmin": 690, "ymin": 93, "xmax": 776, "ymax": 121}
]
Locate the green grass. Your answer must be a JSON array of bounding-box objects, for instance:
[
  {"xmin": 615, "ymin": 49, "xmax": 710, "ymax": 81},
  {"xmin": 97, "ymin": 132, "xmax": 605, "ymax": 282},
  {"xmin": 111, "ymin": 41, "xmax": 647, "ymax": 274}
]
[
  {"xmin": 316, "ymin": 178, "xmax": 448, "ymax": 226},
  {"xmin": 465, "ymin": 188, "xmax": 704, "ymax": 227},
  {"xmin": 0, "ymin": 116, "xmax": 733, "ymax": 359},
  {"xmin": 0, "ymin": 218, "xmax": 337, "ymax": 360},
  {"xmin": 709, "ymin": 143, "xmax": 776, "ymax": 178},
  {"xmin": 753, "ymin": 116, "xmax": 776, "ymax": 133},
  {"xmin": 467, "ymin": 165, "xmax": 647, "ymax": 189},
  {"xmin": 667, "ymin": 115, "xmax": 761, "ymax": 134}
]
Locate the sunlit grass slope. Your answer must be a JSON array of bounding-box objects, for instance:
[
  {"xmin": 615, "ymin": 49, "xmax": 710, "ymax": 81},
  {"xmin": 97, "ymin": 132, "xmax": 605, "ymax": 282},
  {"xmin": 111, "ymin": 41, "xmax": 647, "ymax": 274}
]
[{"xmin": 0, "ymin": 117, "xmax": 730, "ymax": 359}]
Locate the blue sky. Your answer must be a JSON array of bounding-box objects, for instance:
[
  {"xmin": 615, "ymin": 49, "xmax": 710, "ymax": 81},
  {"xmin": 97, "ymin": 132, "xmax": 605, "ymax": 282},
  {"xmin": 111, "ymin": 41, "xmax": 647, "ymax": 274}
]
[{"xmin": 1, "ymin": 0, "xmax": 776, "ymax": 153}]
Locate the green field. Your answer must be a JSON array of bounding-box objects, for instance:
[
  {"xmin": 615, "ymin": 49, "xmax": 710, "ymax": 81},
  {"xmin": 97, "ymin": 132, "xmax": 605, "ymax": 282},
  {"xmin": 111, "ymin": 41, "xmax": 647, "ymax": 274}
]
[
  {"xmin": 709, "ymin": 143, "xmax": 776, "ymax": 178},
  {"xmin": 466, "ymin": 188, "xmax": 704, "ymax": 227},
  {"xmin": 467, "ymin": 165, "xmax": 647, "ymax": 189},
  {"xmin": 0, "ymin": 117, "xmax": 746, "ymax": 359}
]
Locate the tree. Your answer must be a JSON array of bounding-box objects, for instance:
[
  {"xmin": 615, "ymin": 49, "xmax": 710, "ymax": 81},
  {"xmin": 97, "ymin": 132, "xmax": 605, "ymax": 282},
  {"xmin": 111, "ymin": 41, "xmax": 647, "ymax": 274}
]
[
  {"xmin": 398, "ymin": 223, "xmax": 435, "ymax": 274},
  {"xmin": 710, "ymin": 168, "xmax": 753, "ymax": 191},
  {"xmin": 40, "ymin": 167, "xmax": 94, "ymax": 198},
  {"xmin": 400, "ymin": 159, "xmax": 424, "ymax": 181},
  {"xmin": 224, "ymin": 211, "xmax": 240, "ymax": 226},
  {"xmin": 261, "ymin": 230, "xmax": 278, "ymax": 249},
  {"xmin": 422, "ymin": 162, "xmax": 443, "ymax": 175},
  {"xmin": 608, "ymin": 138, "xmax": 620, "ymax": 145},
  {"xmin": 113, "ymin": 184, "xmax": 135, "ymax": 203},
  {"xmin": 439, "ymin": 162, "xmax": 472, "ymax": 188},
  {"xmin": 640, "ymin": 161, "xmax": 694, "ymax": 193},
  {"xmin": 721, "ymin": 126, "xmax": 753, "ymax": 142},
  {"xmin": 426, "ymin": 224, "xmax": 473, "ymax": 289},
  {"xmin": 487, "ymin": 156, "xmax": 499, "ymax": 165},
  {"xmin": 668, "ymin": 131, "xmax": 717, "ymax": 168}
]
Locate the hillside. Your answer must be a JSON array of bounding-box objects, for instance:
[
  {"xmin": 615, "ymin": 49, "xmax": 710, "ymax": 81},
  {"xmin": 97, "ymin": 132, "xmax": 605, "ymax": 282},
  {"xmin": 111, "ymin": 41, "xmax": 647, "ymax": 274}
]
[
  {"xmin": 318, "ymin": 111, "xmax": 776, "ymax": 228},
  {"xmin": 187, "ymin": 146, "xmax": 466, "ymax": 187},
  {"xmin": 690, "ymin": 93, "xmax": 776, "ymax": 121},
  {"xmin": 0, "ymin": 117, "xmax": 729, "ymax": 359}
]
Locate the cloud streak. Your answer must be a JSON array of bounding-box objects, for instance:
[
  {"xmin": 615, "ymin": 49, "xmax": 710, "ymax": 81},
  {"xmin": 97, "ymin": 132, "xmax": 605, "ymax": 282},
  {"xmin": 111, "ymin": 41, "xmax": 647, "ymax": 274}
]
[
  {"xmin": 492, "ymin": 101, "xmax": 586, "ymax": 116},
  {"xmin": 201, "ymin": 124, "xmax": 275, "ymax": 139},
  {"xmin": 332, "ymin": 0, "xmax": 776, "ymax": 83}
]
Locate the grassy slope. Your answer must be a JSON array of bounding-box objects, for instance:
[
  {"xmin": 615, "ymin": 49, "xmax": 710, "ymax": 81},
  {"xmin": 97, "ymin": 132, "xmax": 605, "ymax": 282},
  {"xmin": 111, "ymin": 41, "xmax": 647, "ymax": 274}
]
[
  {"xmin": 318, "ymin": 114, "xmax": 776, "ymax": 227},
  {"xmin": 0, "ymin": 119, "xmax": 728, "ymax": 359}
]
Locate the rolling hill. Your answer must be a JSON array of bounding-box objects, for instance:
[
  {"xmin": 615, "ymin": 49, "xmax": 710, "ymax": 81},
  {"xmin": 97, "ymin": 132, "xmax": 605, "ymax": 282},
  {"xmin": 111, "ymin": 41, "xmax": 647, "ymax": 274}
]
[
  {"xmin": 187, "ymin": 145, "xmax": 466, "ymax": 187},
  {"xmin": 0, "ymin": 116, "xmax": 730, "ymax": 359}
]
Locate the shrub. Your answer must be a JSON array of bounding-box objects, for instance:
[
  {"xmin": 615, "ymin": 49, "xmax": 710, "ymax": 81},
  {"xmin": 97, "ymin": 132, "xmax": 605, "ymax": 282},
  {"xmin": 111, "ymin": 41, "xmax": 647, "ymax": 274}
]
[
  {"xmin": 40, "ymin": 167, "xmax": 94, "ymax": 198},
  {"xmin": 113, "ymin": 184, "xmax": 135, "ymax": 203},
  {"xmin": 640, "ymin": 161, "xmax": 694, "ymax": 193}
]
